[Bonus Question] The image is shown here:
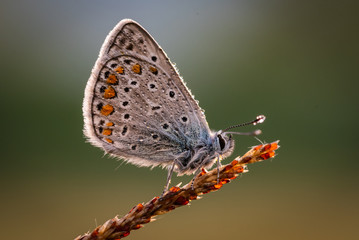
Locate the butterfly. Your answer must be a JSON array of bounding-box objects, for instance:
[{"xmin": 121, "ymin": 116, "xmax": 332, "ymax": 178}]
[{"xmin": 83, "ymin": 19, "xmax": 265, "ymax": 193}]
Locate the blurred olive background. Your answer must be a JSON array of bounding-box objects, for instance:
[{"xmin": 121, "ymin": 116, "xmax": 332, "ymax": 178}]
[{"xmin": 1, "ymin": 0, "xmax": 358, "ymax": 239}]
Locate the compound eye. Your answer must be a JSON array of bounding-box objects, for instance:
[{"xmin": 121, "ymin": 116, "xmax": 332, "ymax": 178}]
[{"xmin": 217, "ymin": 134, "xmax": 226, "ymax": 151}]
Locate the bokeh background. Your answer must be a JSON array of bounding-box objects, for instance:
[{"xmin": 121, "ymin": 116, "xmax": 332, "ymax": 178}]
[{"xmin": 1, "ymin": 0, "xmax": 358, "ymax": 239}]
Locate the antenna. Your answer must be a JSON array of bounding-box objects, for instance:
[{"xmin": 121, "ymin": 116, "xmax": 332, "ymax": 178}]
[{"xmin": 222, "ymin": 115, "xmax": 266, "ymax": 133}]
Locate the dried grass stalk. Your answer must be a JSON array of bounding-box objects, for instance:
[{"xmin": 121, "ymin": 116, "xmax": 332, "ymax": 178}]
[{"xmin": 75, "ymin": 141, "xmax": 280, "ymax": 240}]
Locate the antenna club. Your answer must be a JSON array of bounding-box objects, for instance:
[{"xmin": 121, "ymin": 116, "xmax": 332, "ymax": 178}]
[{"xmin": 254, "ymin": 115, "xmax": 266, "ymax": 125}]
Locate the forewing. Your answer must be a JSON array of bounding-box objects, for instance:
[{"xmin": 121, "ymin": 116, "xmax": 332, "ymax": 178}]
[{"xmin": 83, "ymin": 19, "xmax": 210, "ymax": 168}]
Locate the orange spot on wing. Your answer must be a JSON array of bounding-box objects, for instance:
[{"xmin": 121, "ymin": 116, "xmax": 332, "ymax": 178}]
[
  {"xmin": 103, "ymin": 129, "xmax": 112, "ymax": 136},
  {"xmin": 107, "ymin": 74, "xmax": 118, "ymax": 84},
  {"xmin": 100, "ymin": 104, "xmax": 114, "ymax": 116},
  {"xmin": 115, "ymin": 66, "xmax": 124, "ymax": 74},
  {"xmin": 149, "ymin": 66, "xmax": 158, "ymax": 74},
  {"xmin": 104, "ymin": 86, "xmax": 116, "ymax": 99},
  {"xmin": 105, "ymin": 138, "xmax": 113, "ymax": 143},
  {"xmin": 106, "ymin": 122, "xmax": 114, "ymax": 126},
  {"xmin": 132, "ymin": 63, "xmax": 142, "ymax": 74}
]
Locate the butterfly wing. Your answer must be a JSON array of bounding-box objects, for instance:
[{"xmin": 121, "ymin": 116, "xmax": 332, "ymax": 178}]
[{"xmin": 83, "ymin": 19, "xmax": 211, "ymax": 170}]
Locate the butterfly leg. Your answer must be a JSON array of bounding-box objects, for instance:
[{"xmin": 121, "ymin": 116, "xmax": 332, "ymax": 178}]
[
  {"xmin": 161, "ymin": 160, "xmax": 177, "ymax": 197},
  {"xmin": 216, "ymin": 153, "xmax": 222, "ymax": 184},
  {"xmin": 190, "ymin": 167, "xmax": 202, "ymax": 190}
]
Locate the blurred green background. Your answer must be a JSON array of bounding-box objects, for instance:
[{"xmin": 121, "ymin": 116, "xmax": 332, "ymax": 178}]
[{"xmin": 1, "ymin": 0, "xmax": 358, "ymax": 239}]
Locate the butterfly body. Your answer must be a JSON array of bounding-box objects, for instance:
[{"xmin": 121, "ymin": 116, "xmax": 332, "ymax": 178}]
[{"xmin": 83, "ymin": 19, "xmax": 235, "ymax": 178}]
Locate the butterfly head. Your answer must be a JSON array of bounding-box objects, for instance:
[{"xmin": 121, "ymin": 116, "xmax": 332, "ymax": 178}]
[
  {"xmin": 213, "ymin": 132, "xmax": 235, "ymax": 158},
  {"xmin": 214, "ymin": 115, "xmax": 266, "ymax": 157}
]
